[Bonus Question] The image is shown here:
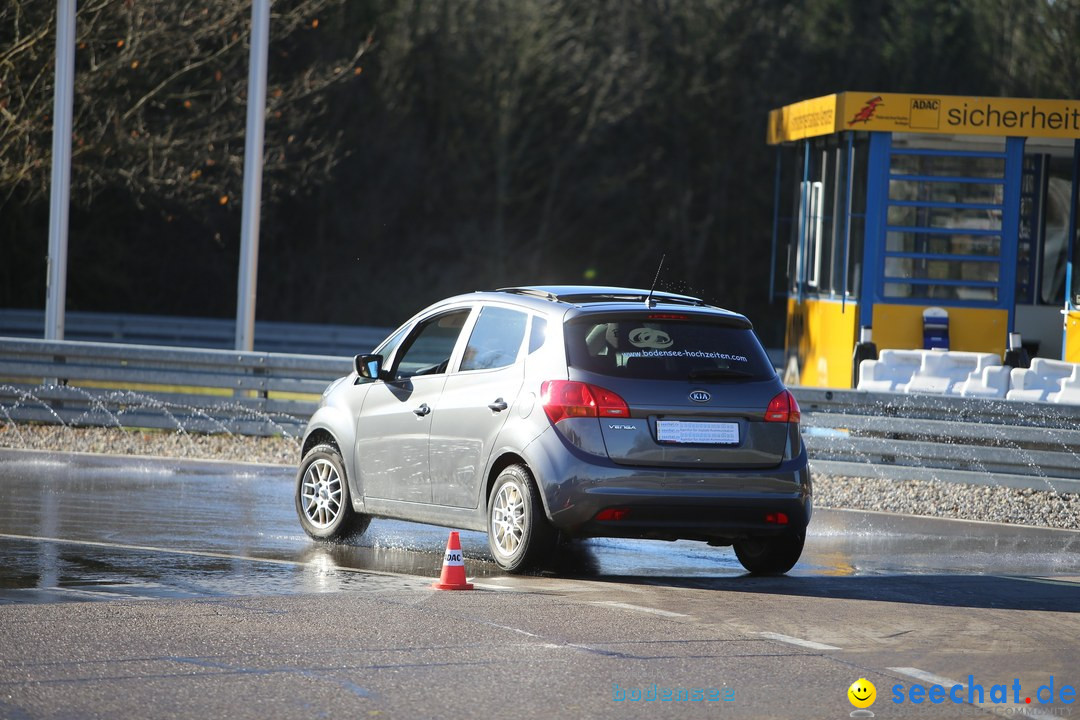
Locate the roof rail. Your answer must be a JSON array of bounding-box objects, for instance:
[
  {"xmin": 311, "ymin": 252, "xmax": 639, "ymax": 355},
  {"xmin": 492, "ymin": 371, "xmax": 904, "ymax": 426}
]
[
  {"xmin": 496, "ymin": 285, "xmax": 708, "ymax": 307},
  {"xmin": 497, "ymin": 287, "xmax": 560, "ymax": 301}
]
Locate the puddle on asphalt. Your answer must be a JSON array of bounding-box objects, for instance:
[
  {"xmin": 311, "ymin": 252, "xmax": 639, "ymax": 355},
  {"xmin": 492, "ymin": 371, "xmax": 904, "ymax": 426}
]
[{"xmin": 2, "ymin": 450, "xmax": 1079, "ymax": 603}]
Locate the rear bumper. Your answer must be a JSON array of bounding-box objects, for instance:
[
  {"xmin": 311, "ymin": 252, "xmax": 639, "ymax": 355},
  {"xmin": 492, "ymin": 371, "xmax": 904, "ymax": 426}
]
[
  {"xmin": 570, "ymin": 495, "xmax": 810, "ymax": 543},
  {"xmin": 524, "ymin": 426, "xmax": 813, "ymax": 543}
]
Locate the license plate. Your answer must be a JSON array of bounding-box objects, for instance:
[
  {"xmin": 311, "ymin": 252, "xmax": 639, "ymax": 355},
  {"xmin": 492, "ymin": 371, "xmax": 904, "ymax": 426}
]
[{"xmin": 656, "ymin": 420, "xmax": 739, "ymax": 445}]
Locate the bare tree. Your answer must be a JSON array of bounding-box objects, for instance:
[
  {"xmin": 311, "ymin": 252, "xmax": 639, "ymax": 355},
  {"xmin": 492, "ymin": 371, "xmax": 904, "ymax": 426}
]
[{"xmin": 0, "ymin": 0, "xmax": 371, "ymax": 209}]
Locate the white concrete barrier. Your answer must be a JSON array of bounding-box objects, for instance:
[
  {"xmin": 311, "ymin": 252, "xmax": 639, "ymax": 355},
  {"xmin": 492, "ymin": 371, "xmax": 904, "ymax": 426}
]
[
  {"xmin": 857, "ymin": 350, "xmax": 925, "ymax": 393},
  {"xmin": 1007, "ymin": 358, "xmax": 1080, "ymax": 404},
  {"xmin": 955, "ymin": 364, "xmax": 1012, "ymax": 399},
  {"xmin": 857, "ymin": 349, "xmax": 1008, "ymax": 398}
]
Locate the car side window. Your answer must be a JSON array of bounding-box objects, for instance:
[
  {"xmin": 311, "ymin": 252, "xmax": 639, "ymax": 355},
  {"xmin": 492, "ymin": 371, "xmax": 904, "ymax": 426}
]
[
  {"xmin": 374, "ymin": 325, "xmax": 410, "ymax": 363},
  {"xmin": 393, "ymin": 309, "xmax": 470, "ymax": 379},
  {"xmin": 460, "ymin": 306, "xmax": 528, "ymax": 371},
  {"xmin": 528, "ymin": 316, "xmax": 547, "ymax": 354}
]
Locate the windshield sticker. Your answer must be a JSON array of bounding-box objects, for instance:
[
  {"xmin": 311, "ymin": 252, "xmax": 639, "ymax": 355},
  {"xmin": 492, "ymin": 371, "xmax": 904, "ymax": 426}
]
[
  {"xmin": 628, "ymin": 328, "xmax": 673, "ymax": 349},
  {"xmin": 624, "ymin": 349, "xmax": 749, "ymax": 362}
]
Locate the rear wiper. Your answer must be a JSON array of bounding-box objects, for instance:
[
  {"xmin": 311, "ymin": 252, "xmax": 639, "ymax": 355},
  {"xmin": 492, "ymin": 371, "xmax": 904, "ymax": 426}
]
[{"xmin": 688, "ymin": 367, "xmax": 754, "ymax": 380}]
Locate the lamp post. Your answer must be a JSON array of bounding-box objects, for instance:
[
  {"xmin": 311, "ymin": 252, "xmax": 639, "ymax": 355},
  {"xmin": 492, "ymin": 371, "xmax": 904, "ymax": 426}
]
[
  {"xmin": 234, "ymin": 0, "xmax": 271, "ymax": 351},
  {"xmin": 44, "ymin": 0, "xmax": 76, "ymax": 341}
]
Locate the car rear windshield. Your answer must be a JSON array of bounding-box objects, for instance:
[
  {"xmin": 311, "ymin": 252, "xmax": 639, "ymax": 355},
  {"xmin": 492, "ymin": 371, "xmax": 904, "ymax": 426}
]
[{"xmin": 564, "ymin": 314, "xmax": 775, "ymax": 381}]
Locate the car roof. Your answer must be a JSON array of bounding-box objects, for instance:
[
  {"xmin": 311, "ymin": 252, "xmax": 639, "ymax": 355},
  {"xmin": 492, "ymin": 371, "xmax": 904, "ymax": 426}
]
[
  {"xmin": 430, "ymin": 285, "xmax": 752, "ymax": 328},
  {"xmin": 497, "ymin": 285, "xmax": 706, "ymax": 306}
]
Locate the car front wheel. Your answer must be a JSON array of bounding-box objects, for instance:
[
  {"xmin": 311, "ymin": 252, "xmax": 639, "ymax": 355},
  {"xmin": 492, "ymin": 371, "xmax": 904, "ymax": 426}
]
[
  {"xmin": 487, "ymin": 464, "xmax": 556, "ymax": 573},
  {"xmin": 733, "ymin": 528, "xmax": 805, "ymax": 575},
  {"xmin": 295, "ymin": 444, "xmax": 371, "ymax": 541}
]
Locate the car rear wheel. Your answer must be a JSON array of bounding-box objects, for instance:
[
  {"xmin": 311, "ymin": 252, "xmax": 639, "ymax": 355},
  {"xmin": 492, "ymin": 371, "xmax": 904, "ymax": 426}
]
[
  {"xmin": 733, "ymin": 528, "xmax": 805, "ymax": 575},
  {"xmin": 295, "ymin": 444, "xmax": 371, "ymax": 541},
  {"xmin": 487, "ymin": 465, "xmax": 556, "ymax": 573}
]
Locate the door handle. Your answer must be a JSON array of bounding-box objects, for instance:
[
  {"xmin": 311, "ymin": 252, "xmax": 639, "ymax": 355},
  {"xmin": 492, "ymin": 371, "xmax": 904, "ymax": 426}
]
[
  {"xmin": 413, "ymin": 403, "xmax": 431, "ymax": 417},
  {"xmin": 488, "ymin": 398, "xmax": 508, "ymax": 412}
]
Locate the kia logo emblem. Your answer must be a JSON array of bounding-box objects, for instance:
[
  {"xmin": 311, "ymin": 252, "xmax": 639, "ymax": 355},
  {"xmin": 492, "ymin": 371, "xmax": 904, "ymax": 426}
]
[{"xmin": 689, "ymin": 390, "xmax": 711, "ymax": 403}]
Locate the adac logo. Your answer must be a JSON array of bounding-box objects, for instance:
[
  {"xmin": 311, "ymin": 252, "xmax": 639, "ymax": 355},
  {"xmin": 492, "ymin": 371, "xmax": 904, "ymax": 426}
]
[
  {"xmin": 847, "ymin": 678, "xmax": 877, "ymax": 717},
  {"xmin": 848, "ymin": 96, "xmax": 883, "ymax": 126}
]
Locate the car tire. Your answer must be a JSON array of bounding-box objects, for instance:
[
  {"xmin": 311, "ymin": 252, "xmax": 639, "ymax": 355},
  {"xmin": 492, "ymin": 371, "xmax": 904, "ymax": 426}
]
[
  {"xmin": 733, "ymin": 528, "xmax": 805, "ymax": 575},
  {"xmin": 487, "ymin": 464, "xmax": 556, "ymax": 573},
  {"xmin": 295, "ymin": 444, "xmax": 371, "ymax": 541}
]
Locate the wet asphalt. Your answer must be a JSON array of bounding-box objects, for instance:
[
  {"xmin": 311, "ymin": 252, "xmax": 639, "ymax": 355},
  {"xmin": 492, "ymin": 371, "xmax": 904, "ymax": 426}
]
[
  {"xmin": 2, "ymin": 449, "xmax": 1080, "ymax": 719},
  {"xmin": 0, "ymin": 448, "xmax": 1078, "ymax": 604}
]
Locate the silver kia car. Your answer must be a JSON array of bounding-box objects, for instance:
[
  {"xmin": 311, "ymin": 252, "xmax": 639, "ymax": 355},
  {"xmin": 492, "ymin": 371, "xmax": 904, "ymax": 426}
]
[{"xmin": 296, "ymin": 286, "xmax": 812, "ymax": 574}]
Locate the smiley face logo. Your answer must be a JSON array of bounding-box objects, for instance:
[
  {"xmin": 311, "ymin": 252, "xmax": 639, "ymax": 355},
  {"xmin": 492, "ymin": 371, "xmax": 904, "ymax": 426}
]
[
  {"xmin": 627, "ymin": 327, "xmax": 673, "ymax": 349},
  {"xmin": 848, "ymin": 678, "xmax": 876, "ymax": 709}
]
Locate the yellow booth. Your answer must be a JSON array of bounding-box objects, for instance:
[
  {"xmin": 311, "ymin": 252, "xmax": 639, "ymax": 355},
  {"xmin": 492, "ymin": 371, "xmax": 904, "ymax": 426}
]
[{"xmin": 767, "ymin": 91, "xmax": 1080, "ymax": 387}]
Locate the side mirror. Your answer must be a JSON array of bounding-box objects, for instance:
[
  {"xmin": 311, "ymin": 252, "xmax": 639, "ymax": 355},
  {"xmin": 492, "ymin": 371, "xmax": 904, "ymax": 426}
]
[{"xmin": 354, "ymin": 353, "xmax": 384, "ymax": 380}]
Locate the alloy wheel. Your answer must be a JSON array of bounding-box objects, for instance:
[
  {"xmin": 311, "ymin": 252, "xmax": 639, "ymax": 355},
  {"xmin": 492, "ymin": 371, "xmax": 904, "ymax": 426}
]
[
  {"xmin": 301, "ymin": 458, "xmax": 343, "ymax": 529},
  {"xmin": 491, "ymin": 481, "xmax": 525, "ymax": 558}
]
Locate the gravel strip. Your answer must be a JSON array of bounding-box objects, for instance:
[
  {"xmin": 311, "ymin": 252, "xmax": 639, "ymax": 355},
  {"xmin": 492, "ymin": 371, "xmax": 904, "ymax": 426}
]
[
  {"xmin": 2, "ymin": 423, "xmax": 1078, "ymax": 531},
  {"xmin": 0, "ymin": 423, "xmax": 300, "ymax": 466},
  {"xmin": 814, "ymin": 473, "xmax": 1080, "ymax": 531}
]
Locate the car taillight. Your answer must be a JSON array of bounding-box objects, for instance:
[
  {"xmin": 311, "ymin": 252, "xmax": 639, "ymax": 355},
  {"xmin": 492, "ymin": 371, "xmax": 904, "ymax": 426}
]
[
  {"xmin": 765, "ymin": 390, "xmax": 801, "ymax": 423},
  {"xmin": 541, "ymin": 380, "xmax": 629, "ymax": 424}
]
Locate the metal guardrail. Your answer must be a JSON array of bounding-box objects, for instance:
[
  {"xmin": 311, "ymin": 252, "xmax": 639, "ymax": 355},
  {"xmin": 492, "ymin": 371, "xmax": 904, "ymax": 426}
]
[
  {"xmin": 0, "ymin": 309, "xmax": 390, "ymax": 357},
  {"xmin": 0, "ymin": 337, "xmax": 351, "ymax": 437},
  {"xmin": 793, "ymin": 387, "xmax": 1080, "ymax": 494},
  {"xmin": 2, "ymin": 337, "xmax": 1079, "ymax": 491}
]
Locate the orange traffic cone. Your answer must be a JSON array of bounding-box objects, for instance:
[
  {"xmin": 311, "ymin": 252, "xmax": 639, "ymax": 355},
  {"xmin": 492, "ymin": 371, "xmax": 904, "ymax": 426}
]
[{"xmin": 432, "ymin": 531, "xmax": 474, "ymax": 590}]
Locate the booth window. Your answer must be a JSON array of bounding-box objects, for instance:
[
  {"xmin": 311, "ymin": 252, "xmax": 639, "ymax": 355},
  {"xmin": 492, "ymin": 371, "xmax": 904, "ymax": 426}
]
[
  {"xmin": 882, "ymin": 139, "xmax": 1006, "ymax": 303},
  {"xmin": 1073, "ymin": 162, "xmax": 1080, "ymax": 308},
  {"xmin": 1038, "ymin": 155, "xmax": 1073, "ymax": 306},
  {"xmin": 787, "ymin": 135, "xmax": 866, "ymax": 299},
  {"xmin": 1012, "ymin": 150, "xmax": 1073, "ymax": 307},
  {"xmin": 846, "ymin": 136, "xmax": 869, "ymax": 299}
]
